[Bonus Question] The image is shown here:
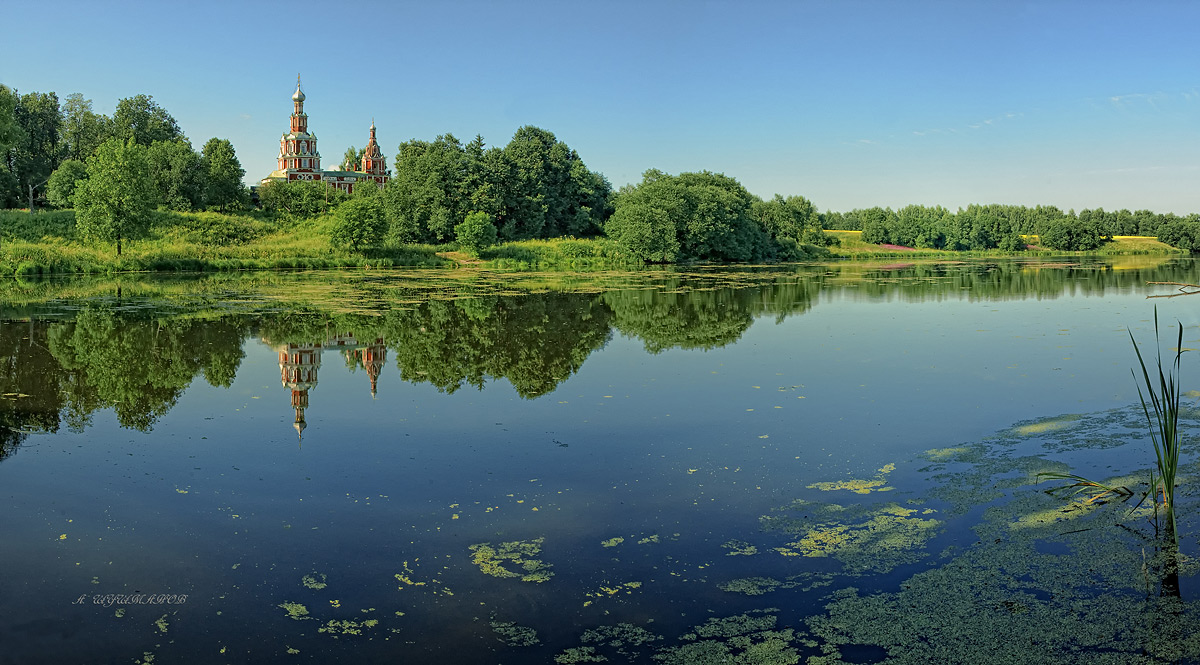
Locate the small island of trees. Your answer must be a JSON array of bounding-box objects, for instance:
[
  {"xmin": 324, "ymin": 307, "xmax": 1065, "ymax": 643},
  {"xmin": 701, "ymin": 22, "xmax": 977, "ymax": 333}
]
[{"xmin": 2, "ymin": 82, "xmax": 1200, "ymax": 275}]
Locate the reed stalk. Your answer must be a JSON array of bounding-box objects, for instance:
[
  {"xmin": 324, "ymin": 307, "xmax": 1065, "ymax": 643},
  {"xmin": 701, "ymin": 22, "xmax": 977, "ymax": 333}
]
[{"xmin": 1130, "ymin": 307, "xmax": 1183, "ymax": 548}]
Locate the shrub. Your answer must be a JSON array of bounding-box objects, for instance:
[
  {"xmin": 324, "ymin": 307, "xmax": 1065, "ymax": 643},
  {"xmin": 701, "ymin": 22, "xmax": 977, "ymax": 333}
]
[{"xmin": 455, "ymin": 211, "xmax": 498, "ymax": 257}]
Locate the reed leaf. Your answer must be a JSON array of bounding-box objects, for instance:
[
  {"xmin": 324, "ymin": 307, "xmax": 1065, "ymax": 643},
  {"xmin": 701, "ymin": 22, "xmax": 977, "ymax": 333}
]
[{"xmin": 1129, "ymin": 306, "xmax": 1183, "ymax": 547}]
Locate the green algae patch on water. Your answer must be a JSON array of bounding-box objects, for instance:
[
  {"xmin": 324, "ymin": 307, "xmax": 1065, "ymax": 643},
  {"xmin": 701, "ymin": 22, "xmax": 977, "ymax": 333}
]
[
  {"xmin": 805, "ymin": 409, "xmax": 1200, "ymax": 665},
  {"xmin": 1010, "ymin": 413, "xmax": 1082, "ymax": 436},
  {"xmin": 278, "ymin": 602, "xmax": 311, "ymax": 620},
  {"xmin": 490, "ymin": 620, "xmax": 541, "ymax": 647},
  {"xmin": 721, "ymin": 539, "xmax": 759, "ymax": 556},
  {"xmin": 763, "ymin": 501, "xmax": 941, "ymax": 573},
  {"xmin": 300, "ymin": 573, "xmax": 327, "ymax": 590},
  {"xmin": 807, "ymin": 463, "xmax": 896, "ymax": 494},
  {"xmin": 600, "ymin": 536, "xmax": 625, "ymax": 547},
  {"xmin": 654, "ymin": 610, "xmax": 802, "ymax": 665},
  {"xmin": 469, "ymin": 537, "xmax": 553, "ymax": 582},
  {"xmin": 317, "ymin": 618, "xmax": 378, "ymax": 637}
]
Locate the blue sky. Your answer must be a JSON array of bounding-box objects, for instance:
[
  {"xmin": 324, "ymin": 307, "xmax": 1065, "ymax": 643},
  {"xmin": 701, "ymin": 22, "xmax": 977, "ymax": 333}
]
[{"xmin": 4, "ymin": 0, "xmax": 1199, "ymax": 213}]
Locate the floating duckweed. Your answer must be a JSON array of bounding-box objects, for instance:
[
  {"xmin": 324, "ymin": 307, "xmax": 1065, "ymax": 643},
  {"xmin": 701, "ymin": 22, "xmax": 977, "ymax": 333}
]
[
  {"xmin": 600, "ymin": 537, "xmax": 625, "ymax": 547},
  {"xmin": 637, "ymin": 535, "xmax": 660, "ymax": 545},
  {"xmin": 922, "ymin": 446, "xmax": 972, "ymax": 461},
  {"xmin": 286, "ymin": 647, "xmax": 299, "ymax": 654},
  {"xmin": 656, "ymin": 611, "xmax": 800, "ymax": 665},
  {"xmin": 301, "ymin": 573, "xmax": 327, "ymax": 590},
  {"xmin": 722, "ymin": 539, "xmax": 759, "ymax": 556},
  {"xmin": 154, "ymin": 614, "xmax": 169, "ymax": 634},
  {"xmin": 806, "ymin": 407, "xmax": 1200, "ymax": 664},
  {"xmin": 317, "ymin": 618, "xmax": 378, "ymax": 636},
  {"xmin": 278, "ymin": 602, "xmax": 311, "ymax": 620},
  {"xmin": 580, "ymin": 623, "xmax": 662, "ymax": 659},
  {"xmin": 587, "ymin": 581, "xmax": 643, "ymax": 599},
  {"xmin": 684, "ymin": 610, "xmax": 778, "ymax": 640},
  {"xmin": 764, "ymin": 500, "xmax": 941, "ymax": 572},
  {"xmin": 1011, "ymin": 413, "xmax": 1082, "ymax": 436},
  {"xmin": 718, "ymin": 577, "xmax": 788, "ymax": 596},
  {"xmin": 807, "ymin": 463, "xmax": 896, "ymax": 494},
  {"xmin": 114, "ymin": 608, "xmax": 125, "ymax": 618},
  {"xmin": 469, "ymin": 537, "xmax": 553, "ymax": 582},
  {"xmin": 554, "ymin": 646, "xmax": 606, "ymax": 663},
  {"xmin": 490, "ymin": 620, "xmax": 541, "ymax": 647}
]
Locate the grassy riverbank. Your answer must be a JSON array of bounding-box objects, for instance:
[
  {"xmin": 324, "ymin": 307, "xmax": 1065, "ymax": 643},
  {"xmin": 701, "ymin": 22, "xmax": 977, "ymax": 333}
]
[{"xmin": 0, "ymin": 209, "xmax": 1188, "ymax": 276}]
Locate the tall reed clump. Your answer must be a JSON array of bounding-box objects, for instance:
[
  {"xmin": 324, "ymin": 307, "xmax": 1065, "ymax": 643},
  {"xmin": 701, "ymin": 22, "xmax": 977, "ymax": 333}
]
[{"xmin": 1130, "ymin": 307, "xmax": 1184, "ymax": 547}]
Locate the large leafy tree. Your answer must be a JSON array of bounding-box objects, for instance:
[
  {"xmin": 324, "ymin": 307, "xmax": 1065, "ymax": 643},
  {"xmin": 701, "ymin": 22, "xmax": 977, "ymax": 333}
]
[
  {"xmin": 386, "ymin": 133, "xmax": 469, "ymax": 243},
  {"xmin": 752, "ymin": 194, "xmax": 833, "ymax": 246},
  {"xmin": 145, "ymin": 138, "xmax": 206, "ymax": 210},
  {"xmin": 0, "ymin": 85, "xmax": 23, "ymax": 207},
  {"xmin": 60, "ymin": 93, "xmax": 110, "ymax": 162},
  {"xmin": 46, "ymin": 158, "xmax": 88, "ymax": 208},
  {"xmin": 111, "ymin": 94, "xmax": 183, "ymax": 146},
  {"xmin": 341, "ymin": 145, "xmax": 364, "ymax": 171},
  {"xmin": 498, "ymin": 125, "xmax": 608, "ymax": 240},
  {"xmin": 9, "ymin": 91, "xmax": 63, "ymax": 209},
  {"xmin": 607, "ymin": 169, "xmax": 771, "ymax": 263},
  {"xmin": 73, "ymin": 138, "xmax": 155, "ymax": 255},
  {"xmin": 330, "ymin": 195, "xmax": 387, "ymax": 252},
  {"xmin": 201, "ymin": 137, "xmax": 246, "ymax": 211}
]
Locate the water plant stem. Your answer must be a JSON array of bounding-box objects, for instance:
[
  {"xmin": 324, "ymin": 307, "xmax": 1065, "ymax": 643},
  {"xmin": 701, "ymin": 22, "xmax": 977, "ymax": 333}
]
[{"xmin": 1130, "ymin": 307, "xmax": 1183, "ymax": 548}]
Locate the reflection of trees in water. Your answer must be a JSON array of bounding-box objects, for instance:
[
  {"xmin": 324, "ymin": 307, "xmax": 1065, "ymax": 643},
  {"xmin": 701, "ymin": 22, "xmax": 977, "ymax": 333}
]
[
  {"xmin": 0, "ymin": 319, "xmax": 72, "ymax": 461},
  {"xmin": 602, "ymin": 277, "xmax": 821, "ymax": 353},
  {"xmin": 379, "ymin": 294, "xmax": 614, "ymax": 399},
  {"xmin": 0, "ymin": 279, "xmax": 828, "ymax": 443},
  {"xmin": 830, "ymin": 258, "xmax": 1200, "ymax": 301},
  {"xmin": 45, "ymin": 308, "xmax": 251, "ymax": 431}
]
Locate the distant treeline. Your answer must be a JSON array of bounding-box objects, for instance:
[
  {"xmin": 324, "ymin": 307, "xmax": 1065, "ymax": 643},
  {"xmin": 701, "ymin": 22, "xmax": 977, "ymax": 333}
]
[{"xmin": 822, "ymin": 205, "xmax": 1200, "ymax": 252}]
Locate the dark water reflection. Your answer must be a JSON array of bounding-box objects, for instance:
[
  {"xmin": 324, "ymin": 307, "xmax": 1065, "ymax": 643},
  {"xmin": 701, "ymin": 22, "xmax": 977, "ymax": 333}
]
[{"xmin": 2, "ymin": 257, "xmax": 1200, "ymax": 664}]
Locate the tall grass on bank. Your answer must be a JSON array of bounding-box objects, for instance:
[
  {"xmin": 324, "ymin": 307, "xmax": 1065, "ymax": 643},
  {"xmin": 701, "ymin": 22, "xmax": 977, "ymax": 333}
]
[{"xmin": 1131, "ymin": 308, "xmax": 1184, "ymax": 547}]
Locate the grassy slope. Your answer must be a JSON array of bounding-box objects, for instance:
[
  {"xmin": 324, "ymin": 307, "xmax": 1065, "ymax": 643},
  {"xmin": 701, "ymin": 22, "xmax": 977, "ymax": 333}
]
[{"xmin": 0, "ymin": 210, "xmax": 1187, "ymax": 276}]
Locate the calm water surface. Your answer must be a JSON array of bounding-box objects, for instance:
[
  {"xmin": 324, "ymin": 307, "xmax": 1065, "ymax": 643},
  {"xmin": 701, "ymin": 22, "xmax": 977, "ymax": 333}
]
[{"xmin": 3, "ymin": 258, "xmax": 1199, "ymax": 664}]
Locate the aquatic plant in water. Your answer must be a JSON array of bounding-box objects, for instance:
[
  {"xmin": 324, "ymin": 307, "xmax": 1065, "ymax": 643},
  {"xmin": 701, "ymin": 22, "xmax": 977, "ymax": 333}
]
[
  {"xmin": 1130, "ymin": 310, "xmax": 1184, "ymax": 547},
  {"xmin": 468, "ymin": 537, "xmax": 554, "ymax": 582}
]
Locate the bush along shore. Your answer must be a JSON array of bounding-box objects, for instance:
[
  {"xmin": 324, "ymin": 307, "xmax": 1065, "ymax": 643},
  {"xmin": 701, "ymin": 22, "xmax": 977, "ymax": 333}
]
[{"xmin": 0, "ymin": 208, "xmax": 1189, "ymax": 277}]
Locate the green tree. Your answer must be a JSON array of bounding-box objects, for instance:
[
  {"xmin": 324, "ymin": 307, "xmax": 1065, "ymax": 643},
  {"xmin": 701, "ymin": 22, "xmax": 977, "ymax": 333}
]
[
  {"xmin": 1037, "ymin": 213, "xmax": 1109, "ymax": 251},
  {"xmin": 46, "ymin": 158, "xmax": 88, "ymax": 208},
  {"xmin": 455, "ymin": 210, "xmax": 497, "ymax": 256},
  {"xmin": 342, "ymin": 145, "xmax": 365, "ymax": 171},
  {"xmin": 386, "ymin": 133, "xmax": 469, "ymax": 243},
  {"xmin": 60, "ymin": 93, "xmax": 110, "ymax": 162},
  {"xmin": 330, "ymin": 195, "xmax": 387, "ymax": 252},
  {"xmin": 145, "ymin": 138, "xmax": 206, "ymax": 210},
  {"xmin": 111, "ymin": 94, "xmax": 183, "ymax": 146},
  {"xmin": 499, "ymin": 126, "xmax": 608, "ymax": 239},
  {"xmin": 10, "ymin": 91, "xmax": 63, "ymax": 210},
  {"xmin": 73, "ymin": 138, "xmax": 155, "ymax": 255},
  {"xmin": 752, "ymin": 194, "xmax": 833, "ymax": 246},
  {"xmin": 201, "ymin": 137, "xmax": 246, "ymax": 211},
  {"xmin": 259, "ymin": 179, "xmax": 346, "ymax": 217},
  {"xmin": 607, "ymin": 169, "xmax": 771, "ymax": 263}
]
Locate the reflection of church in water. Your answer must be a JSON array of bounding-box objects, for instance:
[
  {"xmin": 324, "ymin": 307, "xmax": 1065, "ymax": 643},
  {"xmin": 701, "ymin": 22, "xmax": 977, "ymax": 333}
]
[{"xmin": 267, "ymin": 333, "xmax": 387, "ymax": 444}]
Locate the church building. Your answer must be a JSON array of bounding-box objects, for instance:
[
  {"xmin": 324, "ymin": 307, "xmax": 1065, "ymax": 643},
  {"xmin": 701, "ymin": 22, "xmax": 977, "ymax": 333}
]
[{"xmin": 259, "ymin": 77, "xmax": 389, "ymax": 194}]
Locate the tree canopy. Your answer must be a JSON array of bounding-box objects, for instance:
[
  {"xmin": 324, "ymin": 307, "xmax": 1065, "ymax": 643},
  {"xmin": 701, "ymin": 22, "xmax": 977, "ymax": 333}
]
[{"xmin": 73, "ymin": 138, "xmax": 155, "ymax": 255}]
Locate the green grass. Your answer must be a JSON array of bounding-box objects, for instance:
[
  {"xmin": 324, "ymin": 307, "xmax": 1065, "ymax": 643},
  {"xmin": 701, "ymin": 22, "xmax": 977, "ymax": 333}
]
[
  {"xmin": 0, "ymin": 210, "xmax": 1187, "ymax": 276},
  {"xmin": 0, "ymin": 208, "xmax": 452, "ymax": 274}
]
